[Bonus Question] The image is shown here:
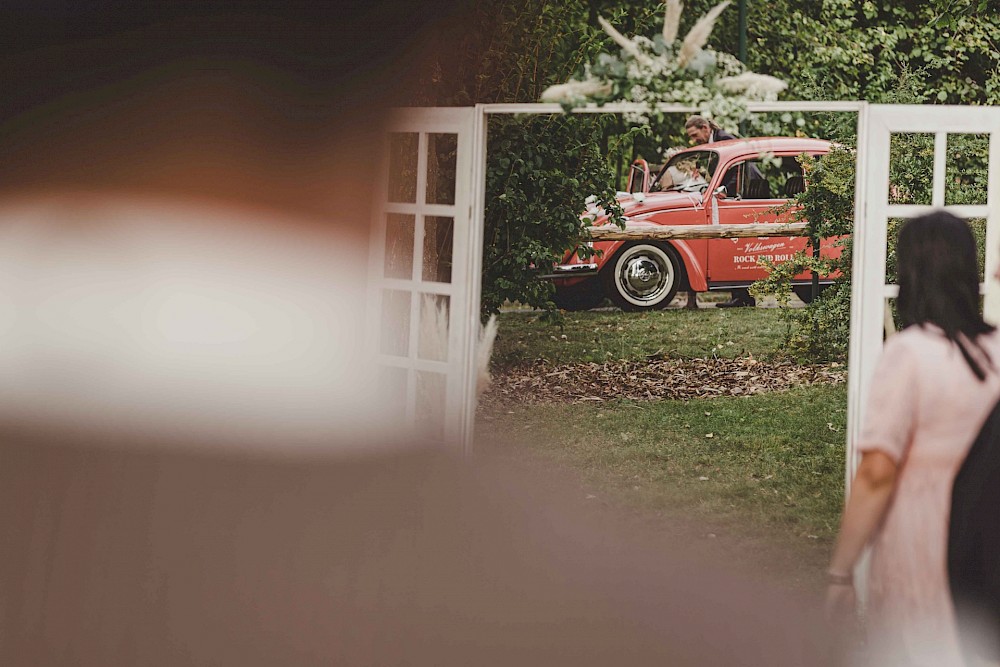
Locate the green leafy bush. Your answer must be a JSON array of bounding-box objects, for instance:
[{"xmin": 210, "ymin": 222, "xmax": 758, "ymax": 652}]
[
  {"xmin": 481, "ymin": 115, "xmax": 622, "ymax": 315},
  {"xmin": 753, "ymin": 70, "xmax": 991, "ymax": 360}
]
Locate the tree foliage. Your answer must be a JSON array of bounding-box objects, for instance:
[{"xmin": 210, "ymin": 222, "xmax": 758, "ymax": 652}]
[
  {"xmin": 750, "ymin": 1, "xmax": 1000, "ymax": 105},
  {"xmin": 424, "ymin": 1, "xmax": 631, "ymax": 315}
]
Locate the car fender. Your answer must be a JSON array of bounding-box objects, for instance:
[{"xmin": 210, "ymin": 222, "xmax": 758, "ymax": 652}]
[
  {"xmin": 670, "ymin": 240, "xmax": 708, "ymax": 291},
  {"xmin": 591, "ymin": 239, "xmax": 625, "ymax": 270},
  {"xmin": 595, "ymin": 239, "xmax": 707, "ymax": 292}
]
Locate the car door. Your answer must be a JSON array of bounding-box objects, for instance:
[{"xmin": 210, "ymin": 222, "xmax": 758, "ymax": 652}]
[
  {"xmin": 625, "ymin": 159, "xmax": 650, "ymax": 195},
  {"xmin": 706, "ymin": 154, "xmax": 810, "ymax": 284}
]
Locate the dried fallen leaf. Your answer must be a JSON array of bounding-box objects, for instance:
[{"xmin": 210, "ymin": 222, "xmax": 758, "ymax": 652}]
[{"xmin": 479, "ymin": 356, "xmax": 846, "ymax": 411}]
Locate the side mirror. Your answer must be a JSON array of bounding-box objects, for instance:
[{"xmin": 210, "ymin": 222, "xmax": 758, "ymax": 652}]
[{"xmin": 710, "ymin": 185, "xmax": 722, "ymax": 225}]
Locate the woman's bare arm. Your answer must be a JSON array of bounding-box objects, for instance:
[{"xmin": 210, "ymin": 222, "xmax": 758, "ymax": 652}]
[{"xmin": 829, "ymin": 450, "xmax": 899, "ymax": 577}]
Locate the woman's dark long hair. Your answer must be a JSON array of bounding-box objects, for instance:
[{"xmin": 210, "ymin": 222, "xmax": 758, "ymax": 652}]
[{"xmin": 896, "ymin": 211, "xmax": 995, "ymax": 380}]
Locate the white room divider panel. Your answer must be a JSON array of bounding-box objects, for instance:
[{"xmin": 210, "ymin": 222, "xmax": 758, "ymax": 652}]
[{"xmin": 368, "ymin": 107, "xmax": 484, "ymax": 451}]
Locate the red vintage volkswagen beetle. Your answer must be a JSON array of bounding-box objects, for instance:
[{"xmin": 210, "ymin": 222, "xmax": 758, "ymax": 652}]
[{"xmin": 549, "ymin": 137, "xmax": 840, "ymax": 311}]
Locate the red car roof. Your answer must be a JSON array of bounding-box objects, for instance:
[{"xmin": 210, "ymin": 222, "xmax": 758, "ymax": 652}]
[{"xmin": 679, "ymin": 136, "xmax": 832, "ymax": 158}]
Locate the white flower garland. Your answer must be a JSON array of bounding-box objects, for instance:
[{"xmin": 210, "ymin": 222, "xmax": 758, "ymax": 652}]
[{"xmin": 541, "ymin": 1, "xmax": 786, "ymax": 131}]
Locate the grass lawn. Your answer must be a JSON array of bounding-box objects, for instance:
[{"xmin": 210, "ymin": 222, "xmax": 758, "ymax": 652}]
[
  {"xmin": 478, "ymin": 307, "xmax": 846, "ymax": 586},
  {"xmin": 492, "ymin": 307, "xmax": 794, "ymax": 368},
  {"xmin": 481, "ymin": 385, "xmax": 845, "ymax": 541}
]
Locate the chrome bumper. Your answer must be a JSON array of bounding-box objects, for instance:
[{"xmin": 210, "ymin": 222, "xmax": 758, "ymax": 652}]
[{"xmin": 538, "ymin": 263, "xmax": 599, "ymax": 279}]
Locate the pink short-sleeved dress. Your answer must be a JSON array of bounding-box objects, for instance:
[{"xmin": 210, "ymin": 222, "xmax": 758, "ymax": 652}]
[{"xmin": 859, "ymin": 325, "xmax": 1000, "ymax": 666}]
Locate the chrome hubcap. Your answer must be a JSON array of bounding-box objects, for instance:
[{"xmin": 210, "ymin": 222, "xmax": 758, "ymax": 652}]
[{"xmin": 620, "ymin": 253, "xmax": 669, "ymax": 301}]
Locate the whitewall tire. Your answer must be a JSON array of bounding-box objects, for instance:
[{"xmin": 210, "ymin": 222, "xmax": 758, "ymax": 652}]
[{"xmin": 604, "ymin": 243, "xmax": 683, "ymax": 311}]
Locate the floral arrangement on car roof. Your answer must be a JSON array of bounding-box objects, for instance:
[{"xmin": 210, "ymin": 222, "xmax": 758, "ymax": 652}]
[{"xmin": 541, "ymin": 0, "xmax": 786, "ymax": 130}]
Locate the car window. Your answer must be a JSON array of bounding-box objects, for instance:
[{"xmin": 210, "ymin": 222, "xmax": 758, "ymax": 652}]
[
  {"xmin": 722, "ymin": 154, "xmax": 809, "ymax": 200},
  {"xmin": 650, "ymin": 151, "xmax": 718, "ymax": 192},
  {"xmin": 627, "ymin": 164, "xmax": 646, "ymax": 194}
]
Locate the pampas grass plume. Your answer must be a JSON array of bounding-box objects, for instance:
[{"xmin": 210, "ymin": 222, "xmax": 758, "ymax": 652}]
[
  {"xmin": 476, "ymin": 315, "xmax": 498, "ymax": 400},
  {"xmin": 678, "ymin": 0, "xmax": 730, "ymax": 66},
  {"xmin": 662, "ymin": 0, "xmax": 683, "ymax": 46},
  {"xmin": 419, "ymin": 294, "xmax": 498, "ymax": 402},
  {"xmin": 598, "ymin": 16, "xmax": 646, "ymax": 62}
]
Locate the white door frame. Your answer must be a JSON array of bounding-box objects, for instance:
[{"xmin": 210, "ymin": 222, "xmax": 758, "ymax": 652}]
[
  {"xmin": 374, "ymin": 101, "xmax": 867, "ymax": 453},
  {"xmin": 378, "ymin": 101, "xmax": 1000, "ymax": 466}
]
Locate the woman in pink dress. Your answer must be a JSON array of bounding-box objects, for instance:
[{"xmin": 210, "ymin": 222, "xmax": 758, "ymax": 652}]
[{"xmin": 826, "ymin": 211, "xmax": 1000, "ymax": 666}]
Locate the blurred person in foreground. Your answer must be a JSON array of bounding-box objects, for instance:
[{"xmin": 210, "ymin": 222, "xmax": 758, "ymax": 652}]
[
  {"xmin": 0, "ymin": 3, "xmax": 837, "ymax": 664},
  {"xmin": 826, "ymin": 211, "xmax": 1000, "ymax": 665}
]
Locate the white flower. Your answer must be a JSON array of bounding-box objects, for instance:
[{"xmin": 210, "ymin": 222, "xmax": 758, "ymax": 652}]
[
  {"xmin": 714, "ymin": 51, "xmax": 745, "ymax": 76},
  {"xmin": 633, "ymin": 192, "xmax": 646, "ymax": 203},
  {"xmin": 625, "ymin": 60, "xmax": 645, "ymax": 80},
  {"xmin": 535, "ymin": 0, "xmax": 785, "ymax": 135},
  {"xmin": 540, "ymin": 79, "xmax": 613, "ymax": 104},
  {"xmin": 715, "ymin": 72, "xmax": 787, "ymax": 98},
  {"xmin": 632, "ymin": 35, "xmax": 656, "ymax": 52}
]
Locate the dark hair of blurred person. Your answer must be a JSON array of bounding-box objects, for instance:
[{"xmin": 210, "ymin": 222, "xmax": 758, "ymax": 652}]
[{"xmin": 896, "ymin": 211, "xmax": 995, "ymax": 379}]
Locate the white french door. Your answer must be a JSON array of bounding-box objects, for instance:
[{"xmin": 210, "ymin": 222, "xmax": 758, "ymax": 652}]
[
  {"xmin": 847, "ymin": 105, "xmax": 1000, "ymax": 482},
  {"xmin": 367, "ymin": 107, "xmax": 485, "ymax": 452}
]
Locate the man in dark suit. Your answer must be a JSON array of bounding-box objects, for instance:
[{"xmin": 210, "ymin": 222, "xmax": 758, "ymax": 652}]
[{"xmin": 684, "ymin": 115, "xmax": 756, "ymax": 308}]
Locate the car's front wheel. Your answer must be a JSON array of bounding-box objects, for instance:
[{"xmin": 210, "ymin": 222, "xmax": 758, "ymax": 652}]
[{"xmin": 604, "ymin": 243, "xmax": 683, "ymax": 311}]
